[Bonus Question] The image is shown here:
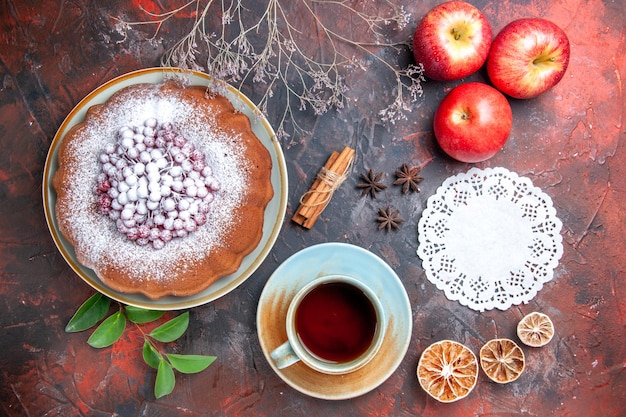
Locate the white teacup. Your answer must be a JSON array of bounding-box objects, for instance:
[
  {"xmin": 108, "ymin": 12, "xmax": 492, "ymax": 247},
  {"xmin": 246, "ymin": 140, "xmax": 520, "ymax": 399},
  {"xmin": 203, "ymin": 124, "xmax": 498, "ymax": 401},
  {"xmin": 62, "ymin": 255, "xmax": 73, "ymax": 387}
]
[{"xmin": 270, "ymin": 275, "xmax": 386, "ymax": 375}]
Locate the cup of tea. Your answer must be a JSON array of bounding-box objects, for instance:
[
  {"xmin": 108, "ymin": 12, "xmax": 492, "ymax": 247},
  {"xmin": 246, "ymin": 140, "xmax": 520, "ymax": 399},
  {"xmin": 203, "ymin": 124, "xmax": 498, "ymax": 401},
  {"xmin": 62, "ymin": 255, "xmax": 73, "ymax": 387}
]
[{"xmin": 270, "ymin": 274, "xmax": 386, "ymax": 375}]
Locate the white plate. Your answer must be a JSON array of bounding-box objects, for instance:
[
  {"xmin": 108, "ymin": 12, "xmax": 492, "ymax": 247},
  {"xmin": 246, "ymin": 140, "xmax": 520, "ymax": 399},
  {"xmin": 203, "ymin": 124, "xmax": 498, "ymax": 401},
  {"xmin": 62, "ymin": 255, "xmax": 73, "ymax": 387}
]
[
  {"xmin": 43, "ymin": 68, "xmax": 288, "ymax": 310},
  {"xmin": 257, "ymin": 242, "xmax": 412, "ymax": 400}
]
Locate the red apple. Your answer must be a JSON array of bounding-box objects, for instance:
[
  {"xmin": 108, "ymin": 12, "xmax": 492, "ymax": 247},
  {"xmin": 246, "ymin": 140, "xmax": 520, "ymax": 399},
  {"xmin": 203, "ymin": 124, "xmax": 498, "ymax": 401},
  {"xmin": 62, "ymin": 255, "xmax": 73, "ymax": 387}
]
[
  {"xmin": 433, "ymin": 82, "xmax": 512, "ymax": 163},
  {"xmin": 487, "ymin": 18, "xmax": 570, "ymax": 99},
  {"xmin": 413, "ymin": 1, "xmax": 492, "ymax": 81}
]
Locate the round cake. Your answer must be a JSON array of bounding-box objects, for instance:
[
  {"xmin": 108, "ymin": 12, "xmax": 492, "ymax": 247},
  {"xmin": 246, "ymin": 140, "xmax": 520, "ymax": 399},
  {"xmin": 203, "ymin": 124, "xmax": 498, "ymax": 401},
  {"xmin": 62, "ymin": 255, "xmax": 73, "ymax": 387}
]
[{"xmin": 53, "ymin": 80, "xmax": 274, "ymax": 299}]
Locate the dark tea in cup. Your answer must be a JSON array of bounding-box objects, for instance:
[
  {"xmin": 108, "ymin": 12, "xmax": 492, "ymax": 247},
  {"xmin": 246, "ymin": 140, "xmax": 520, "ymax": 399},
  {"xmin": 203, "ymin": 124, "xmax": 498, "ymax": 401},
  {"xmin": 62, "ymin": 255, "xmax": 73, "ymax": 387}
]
[
  {"xmin": 270, "ymin": 275, "xmax": 385, "ymax": 374},
  {"xmin": 295, "ymin": 281, "xmax": 378, "ymax": 363}
]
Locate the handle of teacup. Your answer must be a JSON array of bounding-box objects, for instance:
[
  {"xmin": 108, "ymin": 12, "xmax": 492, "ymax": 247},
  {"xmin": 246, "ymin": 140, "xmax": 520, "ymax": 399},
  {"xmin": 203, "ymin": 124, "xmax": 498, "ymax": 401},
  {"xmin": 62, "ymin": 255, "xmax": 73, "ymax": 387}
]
[{"xmin": 270, "ymin": 340, "xmax": 300, "ymax": 369}]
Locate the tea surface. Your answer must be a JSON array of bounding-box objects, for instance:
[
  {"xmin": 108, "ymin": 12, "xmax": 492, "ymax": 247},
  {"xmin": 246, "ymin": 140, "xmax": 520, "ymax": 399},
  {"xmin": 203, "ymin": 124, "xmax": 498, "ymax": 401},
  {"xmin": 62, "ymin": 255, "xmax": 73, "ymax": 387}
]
[{"xmin": 295, "ymin": 282, "xmax": 377, "ymax": 363}]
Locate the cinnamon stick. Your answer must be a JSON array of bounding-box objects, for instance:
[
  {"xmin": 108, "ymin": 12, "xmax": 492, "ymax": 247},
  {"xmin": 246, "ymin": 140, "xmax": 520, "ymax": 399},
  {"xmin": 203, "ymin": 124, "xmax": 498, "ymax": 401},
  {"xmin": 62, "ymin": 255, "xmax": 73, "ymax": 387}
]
[{"xmin": 292, "ymin": 146, "xmax": 355, "ymax": 229}]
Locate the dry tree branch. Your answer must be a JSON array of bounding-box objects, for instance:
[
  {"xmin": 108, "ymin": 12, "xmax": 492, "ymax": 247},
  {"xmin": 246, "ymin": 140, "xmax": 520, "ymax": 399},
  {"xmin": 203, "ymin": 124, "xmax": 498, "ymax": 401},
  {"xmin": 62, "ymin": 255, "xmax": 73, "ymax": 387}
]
[{"xmin": 114, "ymin": 0, "xmax": 424, "ymax": 146}]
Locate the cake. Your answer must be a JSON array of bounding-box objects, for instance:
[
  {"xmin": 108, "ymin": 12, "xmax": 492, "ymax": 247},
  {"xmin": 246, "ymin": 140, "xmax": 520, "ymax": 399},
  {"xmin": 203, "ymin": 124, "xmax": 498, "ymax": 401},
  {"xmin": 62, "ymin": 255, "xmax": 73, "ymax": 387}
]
[{"xmin": 53, "ymin": 80, "xmax": 274, "ymax": 299}]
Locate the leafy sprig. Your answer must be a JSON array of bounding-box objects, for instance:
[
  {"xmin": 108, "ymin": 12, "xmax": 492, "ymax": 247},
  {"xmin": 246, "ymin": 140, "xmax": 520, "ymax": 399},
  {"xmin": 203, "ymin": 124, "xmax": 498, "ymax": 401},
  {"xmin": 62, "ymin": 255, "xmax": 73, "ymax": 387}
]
[{"xmin": 66, "ymin": 293, "xmax": 216, "ymax": 398}]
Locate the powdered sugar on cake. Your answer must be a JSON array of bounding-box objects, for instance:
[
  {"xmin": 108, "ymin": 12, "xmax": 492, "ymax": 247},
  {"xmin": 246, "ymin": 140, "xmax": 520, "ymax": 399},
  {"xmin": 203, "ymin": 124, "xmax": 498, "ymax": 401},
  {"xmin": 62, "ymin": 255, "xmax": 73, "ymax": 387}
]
[{"xmin": 59, "ymin": 84, "xmax": 249, "ymax": 283}]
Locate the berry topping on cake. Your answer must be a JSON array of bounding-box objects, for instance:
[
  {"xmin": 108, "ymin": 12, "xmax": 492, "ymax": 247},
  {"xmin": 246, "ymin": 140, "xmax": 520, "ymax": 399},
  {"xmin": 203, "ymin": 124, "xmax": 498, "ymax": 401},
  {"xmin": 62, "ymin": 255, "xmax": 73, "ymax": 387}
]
[{"xmin": 95, "ymin": 118, "xmax": 220, "ymax": 249}]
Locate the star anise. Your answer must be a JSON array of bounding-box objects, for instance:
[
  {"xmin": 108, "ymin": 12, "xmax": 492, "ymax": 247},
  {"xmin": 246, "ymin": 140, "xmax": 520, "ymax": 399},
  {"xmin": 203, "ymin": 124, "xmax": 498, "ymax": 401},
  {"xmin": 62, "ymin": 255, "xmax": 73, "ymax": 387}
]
[
  {"xmin": 376, "ymin": 206, "xmax": 405, "ymax": 232},
  {"xmin": 393, "ymin": 163, "xmax": 423, "ymax": 194},
  {"xmin": 356, "ymin": 169, "xmax": 387, "ymax": 199}
]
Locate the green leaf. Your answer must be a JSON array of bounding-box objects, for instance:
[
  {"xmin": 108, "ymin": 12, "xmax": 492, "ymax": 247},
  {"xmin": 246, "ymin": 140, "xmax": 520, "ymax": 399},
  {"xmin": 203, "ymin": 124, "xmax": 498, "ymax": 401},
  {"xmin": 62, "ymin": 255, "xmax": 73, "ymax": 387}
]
[
  {"xmin": 149, "ymin": 312, "xmax": 189, "ymax": 343},
  {"xmin": 166, "ymin": 353, "xmax": 217, "ymax": 374},
  {"xmin": 155, "ymin": 358, "xmax": 175, "ymax": 398},
  {"xmin": 125, "ymin": 305, "xmax": 165, "ymax": 324},
  {"xmin": 65, "ymin": 293, "xmax": 110, "ymax": 333},
  {"xmin": 87, "ymin": 310, "xmax": 126, "ymax": 348},
  {"xmin": 142, "ymin": 339, "xmax": 162, "ymax": 369}
]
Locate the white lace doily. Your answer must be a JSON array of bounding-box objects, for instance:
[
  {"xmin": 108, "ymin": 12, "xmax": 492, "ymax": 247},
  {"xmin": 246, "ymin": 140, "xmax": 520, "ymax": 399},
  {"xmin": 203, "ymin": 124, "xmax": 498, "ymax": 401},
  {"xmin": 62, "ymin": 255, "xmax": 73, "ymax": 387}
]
[{"xmin": 417, "ymin": 167, "xmax": 563, "ymax": 312}]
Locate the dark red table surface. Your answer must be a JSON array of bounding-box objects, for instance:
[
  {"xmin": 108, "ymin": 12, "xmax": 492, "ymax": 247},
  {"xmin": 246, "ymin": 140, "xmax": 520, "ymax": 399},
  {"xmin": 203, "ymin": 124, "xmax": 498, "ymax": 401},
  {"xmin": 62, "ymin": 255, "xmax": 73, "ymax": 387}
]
[{"xmin": 1, "ymin": 0, "xmax": 624, "ymax": 416}]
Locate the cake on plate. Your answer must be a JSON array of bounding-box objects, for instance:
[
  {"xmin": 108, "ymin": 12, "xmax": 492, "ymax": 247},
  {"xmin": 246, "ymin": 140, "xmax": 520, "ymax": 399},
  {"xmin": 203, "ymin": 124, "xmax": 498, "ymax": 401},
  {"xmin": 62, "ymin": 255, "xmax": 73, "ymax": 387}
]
[{"xmin": 53, "ymin": 80, "xmax": 273, "ymax": 299}]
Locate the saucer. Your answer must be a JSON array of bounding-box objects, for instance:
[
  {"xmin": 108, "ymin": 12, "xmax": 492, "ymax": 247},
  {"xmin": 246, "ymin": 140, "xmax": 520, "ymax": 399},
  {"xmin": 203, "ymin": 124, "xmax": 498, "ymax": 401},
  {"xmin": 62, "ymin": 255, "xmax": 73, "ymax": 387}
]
[{"xmin": 257, "ymin": 242, "xmax": 412, "ymax": 400}]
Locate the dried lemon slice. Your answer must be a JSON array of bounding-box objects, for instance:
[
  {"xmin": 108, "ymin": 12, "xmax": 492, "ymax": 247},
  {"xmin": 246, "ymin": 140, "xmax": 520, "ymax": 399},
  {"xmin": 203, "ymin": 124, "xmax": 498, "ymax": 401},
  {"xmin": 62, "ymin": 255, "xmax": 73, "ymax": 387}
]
[
  {"xmin": 417, "ymin": 340, "xmax": 478, "ymax": 403},
  {"xmin": 479, "ymin": 338, "xmax": 525, "ymax": 383},
  {"xmin": 517, "ymin": 312, "xmax": 555, "ymax": 347}
]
